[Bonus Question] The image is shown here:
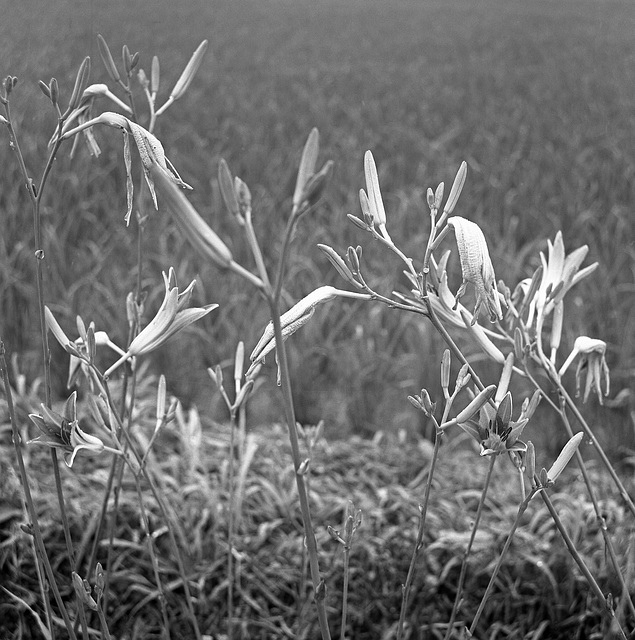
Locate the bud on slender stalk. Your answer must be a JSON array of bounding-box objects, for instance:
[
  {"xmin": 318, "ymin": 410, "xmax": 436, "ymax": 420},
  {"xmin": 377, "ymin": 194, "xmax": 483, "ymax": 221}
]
[
  {"xmin": 455, "ymin": 363, "xmax": 471, "ymax": 391},
  {"xmin": 358, "ymin": 189, "xmax": 373, "ymax": 227},
  {"xmin": 495, "ymin": 353, "xmax": 515, "ymax": 403},
  {"xmin": 547, "ymin": 432, "xmax": 584, "ymax": 483},
  {"xmin": 72, "ymin": 572, "xmax": 98, "ymax": 611},
  {"xmin": 156, "ymin": 374, "xmax": 167, "ymax": 420},
  {"xmin": 426, "ymin": 187, "xmax": 435, "ymax": 210},
  {"xmin": 443, "ymin": 161, "xmax": 467, "ymax": 216},
  {"xmin": 364, "ymin": 150, "xmax": 392, "ymax": 242},
  {"xmin": 454, "ymin": 384, "xmax": 496, "ymax": 423},
  {"xmin": 317, "ymin": 244, "xmax": 358, "ymax": 286},
  {"xmin": 434, "ymin": 182, "xmax": 444, "ymax": 210},
  {"xmin": 97, "ymin": 34, "xmax": 120, "ymax": 83},
  {"xmin": 171, "ymin": 39, "xmax": 208, "ymax": 100},
  {"xmin": 63, "ymin": 57, "xmax": 91, "ymax": 118},
  {"xmin": 39, "ymin": 80, "xmax": 51, "ymax": 99},
  {"xmin": 218, "ymin": 159, "xmax": 240, "ymax": 219},
  {"xmin": 234, "ymin": 177, "xmax": 251, "ymax": 216},
  {"xmin": 49, "ymin": 78, "xmax": 59, "ymax": 106},
  {"xmin": 234, "ymin": 341, "xmax": 245, "ymax": 388},
  {"xmin": 151, "ymin": 56, "xmax": 160, "ymax": 94},
  {"xmin": 293, "ymin": 127, "xmax": 319, "ymax": 211},
  {"xmin": 441, "ymin": 350, "xmax": 451, "ymax": 391},
  {"xmin": 301, "ymin": 159, "xmax": 334, "ymax": 207},
  {"xmin": 122, "ymin": 45, "xmax": 132, "ymax": 76},
  {"xmin": 150, "ymin": 164, "xmax": 234, "ymax": 269},
  {"xmin": 155, "ymin": 40, "xmax": 208, "ymax": 116},
  {"xmin": 526, "ymin": 441, "xmax": 536, "ymax": 483},
  {"xmin": 130, "ymin": 51, "xmax": 140, "ymax": 72},
  {"xmin": 346, "ymin": 245, "xmax": 360, "ymax": 275}
]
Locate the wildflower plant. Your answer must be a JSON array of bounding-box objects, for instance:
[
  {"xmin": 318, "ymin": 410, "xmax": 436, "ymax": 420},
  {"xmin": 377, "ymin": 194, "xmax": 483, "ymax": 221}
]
[{"xmin": 1, "ymin": 30, "xmax": 634, "ymax": 640}]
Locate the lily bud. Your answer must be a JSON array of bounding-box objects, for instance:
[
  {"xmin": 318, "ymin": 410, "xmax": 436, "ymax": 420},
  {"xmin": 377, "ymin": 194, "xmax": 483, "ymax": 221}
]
[
  {"xmin": 97, "ymin": 34, "xmax": 120, "ymax": 83},
  {"xmin": 364, "ymin": 150, "xmax": 392, "ymax": 242},
  {"xmin": 441, "ymin": 350, "xmax": 451, "ymax": 391},
  {"xmin": 293, "ymin": 127, "xmax": 319, "ymax": 211},
  {"xmin": 547, "ymin": 432, "xmax": 583, "ymax": 483},
  {"xmin": 454, "ymin": 385, "xmax": 496, "ymax": 423},
  {"xmin": 151, "ymin": 56, "xmax": 160, "ymax": 94},
  {"xmin": 443, "ymin": 161, "xmax": 467, "ymax": 216}
]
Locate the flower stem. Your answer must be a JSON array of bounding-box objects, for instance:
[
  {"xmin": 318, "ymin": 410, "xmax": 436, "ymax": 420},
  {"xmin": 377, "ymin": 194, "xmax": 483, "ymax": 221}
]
[
  {"xmin": 468, "ymin": 489, "xmax": 537, "ymax": 636},
  {"xmin": 539, "ymin": 490, "xmax": 627, "ymax": 640},
  {"xmin": 444, "ymin": 454, "xmax": 498, "ymax": 640},
  {"xmin": 0, "ymin": 342, "xmax": 79, "ymax": 640}
]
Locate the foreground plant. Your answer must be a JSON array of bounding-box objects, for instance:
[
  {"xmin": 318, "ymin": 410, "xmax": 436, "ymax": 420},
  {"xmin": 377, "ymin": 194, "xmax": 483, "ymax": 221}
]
[{"xmin": 2, "ymin": 31, "xmax": 633, "ymax": 640}]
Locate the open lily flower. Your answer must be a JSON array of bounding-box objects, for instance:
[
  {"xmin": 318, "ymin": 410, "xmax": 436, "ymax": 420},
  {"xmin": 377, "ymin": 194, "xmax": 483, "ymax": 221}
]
[
  {"xmin": 60, "ymin": 111, "xmax": 191, "ymax": 224},
  {"xmin": 458, "ymin": 392, "xmax": 529, "ymax": 458},
  {"xmin": 104, "ymin": 268, "xmax": 217, "ymax": 378},
  {"xmin": 28, "ymin": 392, "xmax": 111, "ymax": 467},
  {"xmin": 559, "ymin": 336, "xmax": 610, "ymax": 404},
  {"xmin": 526, "ymin": 231, "xmax": 598, "ymax": 329}
]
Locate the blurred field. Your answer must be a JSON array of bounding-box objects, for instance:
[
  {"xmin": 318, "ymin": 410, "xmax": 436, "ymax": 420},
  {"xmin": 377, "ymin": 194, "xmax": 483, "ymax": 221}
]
[{"xmin": 1, "ymin": 0, "xmax": 635, "ymax": 452}]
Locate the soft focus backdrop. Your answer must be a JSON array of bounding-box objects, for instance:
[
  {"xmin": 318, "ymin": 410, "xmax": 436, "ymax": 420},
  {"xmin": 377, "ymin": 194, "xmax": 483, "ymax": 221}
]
[{"xmin": 1, "ymin": 0, "xmax": 634, "ymax": 454}]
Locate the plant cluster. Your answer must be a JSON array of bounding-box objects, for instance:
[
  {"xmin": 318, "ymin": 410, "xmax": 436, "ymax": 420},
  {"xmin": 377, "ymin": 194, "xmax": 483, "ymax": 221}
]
[{"xmin": 1, "ymin": 33, "xmax": 634, "ymax": 640}]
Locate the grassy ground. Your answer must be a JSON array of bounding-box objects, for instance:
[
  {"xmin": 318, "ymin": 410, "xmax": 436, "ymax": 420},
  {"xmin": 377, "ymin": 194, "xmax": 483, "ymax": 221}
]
[{"xmin": 2, "ymin": 411, "xmax": 633, "ymax": 639}]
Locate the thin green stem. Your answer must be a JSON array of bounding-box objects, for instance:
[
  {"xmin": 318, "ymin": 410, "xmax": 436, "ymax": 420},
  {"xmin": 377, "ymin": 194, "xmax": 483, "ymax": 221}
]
[
  {"xmin": 268, "ymin": 303, "xmax": 331, "ymax": 640},
  {"xmin": 468, "ymin": 489, "xmax": 538, "ymax": 636},
  {"xmin": 0, "ymin": 343, "xmax": 79, "ymax": 640},
  {"xmin": 101, "ymin": 377, "xmax": 203, "ymax": 640},
  {"xmin": 556, "ymin": 396, "xmax": 635, "ymax": 623},
  {"xmin": 539, "ymin": 490, "xmax": 627, "ymax": 640},
  {"xmin": 397, "ymin": 420, "xmax": 443, "ymax": 640},
  {"xmin": 227, "ymin": 407, "xmax": 237, "ymax": 640},
  {"xmin": 132, "ymin": 472, "xmax": 172, "ymax": 640},
  {"xmin": 444, "ymin": 454, "xmax": 498, "ymax": 640}
]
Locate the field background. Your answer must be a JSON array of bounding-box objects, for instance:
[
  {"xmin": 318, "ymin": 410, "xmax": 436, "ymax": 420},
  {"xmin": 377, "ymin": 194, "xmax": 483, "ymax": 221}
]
[{"xmin": 1, "ymin": 0, "xmax": 635, "ymax": 448}]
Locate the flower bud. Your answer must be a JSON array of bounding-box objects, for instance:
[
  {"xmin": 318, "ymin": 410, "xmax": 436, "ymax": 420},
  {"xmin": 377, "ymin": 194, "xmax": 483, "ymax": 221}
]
[
  {"xmin": 64, "ymin": 57, "xmax": 91, "ymax": 118},
  {"xmin": 434, "ymin": 182, "xmax": 444, "ymax": 210},
  {"xmin": 318, "ymin": 244, "xmax": 357, "ymax": 286},
  {"xmin": 301, "ymin": 159, "xmax": 334, "ymax": 207},
  {"xmin": 97, "ymin": 34, "xmax": 120, "ymax": 82},
  {"xmin": 150, "ymin": 164, "xmax": 234, "ymax": 270},
  {"xmin": 72, "ymin": 572, "xmax": 98, "ymax": 611},
  {"xmin": 454, "ymin": 385, "xmax": 496, "ymax": 423},
  {"xmin": 39, "ymin": 80, "xmax": 51, "ymax": 99},
  {"xmin": 547, "ymin": 432, "xmax": 583, "ymax": 483},
  {"xmin": 218, "ymin": 159, "xmax": 240, "ymax": 220},
  {"xmin": 443, "ymin": 161, "xmax": 467, "ymax": 216},
  {"xmin": 234, "ymin": 177, "xmax": 251, "ymax": 217},
  {"xmin": 49, "ymin": 78, "xmax": 59, "ymax": 106},
  {"xmin": 526, "ymin": 441, "xmax": 536, "ymax": 483},
  {"xmin": 426, "ymin": 187, "xmax": 435, "ymax": 209},
  {"xmin": 293, "ymin": 127, "xmax": 319, "ymax": 211},
  {"xmin": 151, "ymin": 56, "xmax": 160, "ymax": 94},
  {"xmin": 441, "ymin": 350, "xmax": 451, "ymax": 391}
]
